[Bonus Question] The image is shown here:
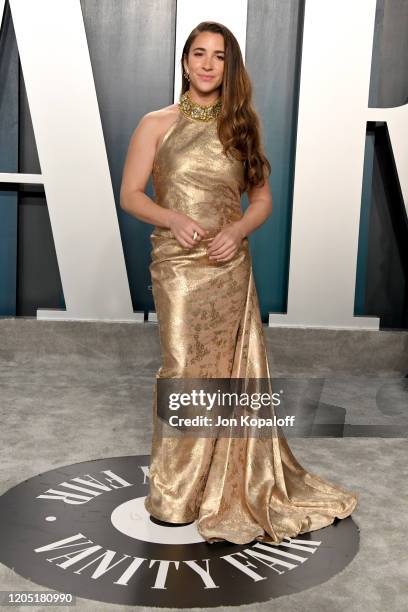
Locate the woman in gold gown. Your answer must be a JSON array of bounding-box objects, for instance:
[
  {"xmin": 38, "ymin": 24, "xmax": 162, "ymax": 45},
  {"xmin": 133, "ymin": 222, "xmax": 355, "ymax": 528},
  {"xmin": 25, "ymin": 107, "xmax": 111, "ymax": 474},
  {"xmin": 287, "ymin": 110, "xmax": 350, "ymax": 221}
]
[{"xmin": 120, "ymin": 21, "xmax": 358, "ymax": 546}]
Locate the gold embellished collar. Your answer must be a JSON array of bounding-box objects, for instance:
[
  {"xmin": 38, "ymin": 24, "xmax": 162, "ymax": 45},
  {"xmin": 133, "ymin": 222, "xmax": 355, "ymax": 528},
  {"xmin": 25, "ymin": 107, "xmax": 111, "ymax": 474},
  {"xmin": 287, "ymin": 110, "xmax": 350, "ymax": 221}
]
[{"xmin": 179, "ymin": 89, "xmax": 222, "ymax": 122}]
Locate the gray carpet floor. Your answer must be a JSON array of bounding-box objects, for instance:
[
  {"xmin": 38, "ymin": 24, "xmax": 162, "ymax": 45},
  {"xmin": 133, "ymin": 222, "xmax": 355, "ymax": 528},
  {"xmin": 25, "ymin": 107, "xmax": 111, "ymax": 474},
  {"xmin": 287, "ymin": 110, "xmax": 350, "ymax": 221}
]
[{"xmin": 0, "ymin": 319, "xmax": 407, "ymax": 611}]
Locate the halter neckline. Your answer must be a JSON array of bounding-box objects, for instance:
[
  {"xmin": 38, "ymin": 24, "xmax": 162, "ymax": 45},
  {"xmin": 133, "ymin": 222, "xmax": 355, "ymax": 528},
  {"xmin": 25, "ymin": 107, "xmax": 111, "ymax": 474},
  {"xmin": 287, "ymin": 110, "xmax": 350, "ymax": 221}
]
[{"xmin": 178, "ymin": 89, "xmax": 222, "ymax": 122}]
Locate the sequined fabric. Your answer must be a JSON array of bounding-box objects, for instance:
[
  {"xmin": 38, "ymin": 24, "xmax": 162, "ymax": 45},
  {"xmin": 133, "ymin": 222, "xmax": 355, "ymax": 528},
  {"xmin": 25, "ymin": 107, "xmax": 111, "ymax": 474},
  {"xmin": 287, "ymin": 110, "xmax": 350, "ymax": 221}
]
[{"xmin": 144, "ymin": 110, "xmax": 358, "ymax": 545}]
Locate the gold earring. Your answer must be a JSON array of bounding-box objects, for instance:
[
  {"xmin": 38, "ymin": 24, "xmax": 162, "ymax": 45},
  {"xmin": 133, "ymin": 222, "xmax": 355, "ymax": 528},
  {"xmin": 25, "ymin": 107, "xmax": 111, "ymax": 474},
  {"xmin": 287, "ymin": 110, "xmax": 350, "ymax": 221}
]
[{"xmin": 184, "ymin": 70, "xmax": 190, "ymax": 81}]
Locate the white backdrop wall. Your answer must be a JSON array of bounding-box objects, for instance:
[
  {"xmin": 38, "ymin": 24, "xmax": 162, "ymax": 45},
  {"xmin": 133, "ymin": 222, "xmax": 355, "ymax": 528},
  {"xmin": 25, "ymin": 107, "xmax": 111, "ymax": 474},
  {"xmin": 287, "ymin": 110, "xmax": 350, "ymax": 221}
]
[{"xmin": 0, "ymin": 0, "xmax": 407, "ymax": 329}]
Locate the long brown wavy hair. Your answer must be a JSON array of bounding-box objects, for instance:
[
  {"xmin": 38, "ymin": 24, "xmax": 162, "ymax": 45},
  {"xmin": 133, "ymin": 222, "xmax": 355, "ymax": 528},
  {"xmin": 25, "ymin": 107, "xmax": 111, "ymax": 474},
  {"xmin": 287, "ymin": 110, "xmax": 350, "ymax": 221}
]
[{"xmin": 181, "ymin": 21, "xmax": 271, "ymax": 193}]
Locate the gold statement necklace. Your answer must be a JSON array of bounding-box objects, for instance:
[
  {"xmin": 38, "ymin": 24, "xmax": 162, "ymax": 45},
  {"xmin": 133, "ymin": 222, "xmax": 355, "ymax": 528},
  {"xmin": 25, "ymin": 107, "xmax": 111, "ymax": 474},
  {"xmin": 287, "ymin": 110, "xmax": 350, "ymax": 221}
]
[{"xmin": 179, "ymin": 89, "xmax": 222, "ymax": 122}]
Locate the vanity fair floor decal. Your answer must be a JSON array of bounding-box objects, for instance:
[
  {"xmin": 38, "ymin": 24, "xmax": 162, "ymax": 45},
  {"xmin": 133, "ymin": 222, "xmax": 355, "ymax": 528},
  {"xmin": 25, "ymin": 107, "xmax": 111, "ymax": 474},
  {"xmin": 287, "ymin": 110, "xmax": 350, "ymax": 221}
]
[{"xmin": 0, "ymin": 456, "xmax": 360, "ymax": 607}]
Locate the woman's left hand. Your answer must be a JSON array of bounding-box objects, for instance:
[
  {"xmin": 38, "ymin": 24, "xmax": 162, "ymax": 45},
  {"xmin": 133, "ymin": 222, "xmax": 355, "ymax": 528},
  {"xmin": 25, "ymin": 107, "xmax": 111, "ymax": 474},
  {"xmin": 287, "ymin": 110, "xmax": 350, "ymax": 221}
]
[{"xmin": 207, "ymin": 222, "xmax": 245, "ymax": 262}]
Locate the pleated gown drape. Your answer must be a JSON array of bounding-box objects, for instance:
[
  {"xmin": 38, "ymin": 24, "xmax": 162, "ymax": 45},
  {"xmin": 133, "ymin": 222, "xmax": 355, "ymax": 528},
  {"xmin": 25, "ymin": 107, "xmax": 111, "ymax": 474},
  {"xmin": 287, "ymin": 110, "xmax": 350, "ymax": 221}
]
[{"xmin": 144, "ymin": 110, "xmax": 358, "ymax": 545}]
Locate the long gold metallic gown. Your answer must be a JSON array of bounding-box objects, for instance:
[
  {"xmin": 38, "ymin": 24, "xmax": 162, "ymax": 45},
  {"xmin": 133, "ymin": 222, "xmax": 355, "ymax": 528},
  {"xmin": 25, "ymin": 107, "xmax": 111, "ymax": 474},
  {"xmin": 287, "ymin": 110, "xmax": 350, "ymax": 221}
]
[{"xmin": 144, "ymin": 107, "xmax": 358, "ymax": 545}]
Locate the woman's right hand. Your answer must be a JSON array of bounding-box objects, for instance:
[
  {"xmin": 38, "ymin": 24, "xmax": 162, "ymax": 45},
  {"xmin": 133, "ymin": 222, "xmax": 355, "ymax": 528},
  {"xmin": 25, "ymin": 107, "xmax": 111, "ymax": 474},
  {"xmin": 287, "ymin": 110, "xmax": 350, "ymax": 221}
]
[{"xmin": 168, "ymin": 210, "xmax": 209, "ymax": 248}]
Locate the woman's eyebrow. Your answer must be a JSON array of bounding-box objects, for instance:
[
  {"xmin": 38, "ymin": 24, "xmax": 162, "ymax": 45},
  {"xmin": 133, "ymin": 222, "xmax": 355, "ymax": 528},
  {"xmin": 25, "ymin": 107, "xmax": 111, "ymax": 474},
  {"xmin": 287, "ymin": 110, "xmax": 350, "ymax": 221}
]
[{"xmin": 192, "ymin": 46, "xmax": 225, "ymax": 53}]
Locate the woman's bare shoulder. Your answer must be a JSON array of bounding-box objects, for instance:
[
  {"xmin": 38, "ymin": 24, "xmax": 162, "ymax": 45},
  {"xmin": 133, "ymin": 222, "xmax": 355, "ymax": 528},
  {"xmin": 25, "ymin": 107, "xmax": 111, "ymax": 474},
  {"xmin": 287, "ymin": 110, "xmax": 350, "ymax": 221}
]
[
  {"xmin": 138, "ymin": 104, "xmax": 180, "ymax": 147},
  {"xmin": 129, "ymin": 104, "xmax": 180, "ymax": 154},
  {"xmin": 144, "ymin": 103, "xmax": 179, "ymax": 129}
]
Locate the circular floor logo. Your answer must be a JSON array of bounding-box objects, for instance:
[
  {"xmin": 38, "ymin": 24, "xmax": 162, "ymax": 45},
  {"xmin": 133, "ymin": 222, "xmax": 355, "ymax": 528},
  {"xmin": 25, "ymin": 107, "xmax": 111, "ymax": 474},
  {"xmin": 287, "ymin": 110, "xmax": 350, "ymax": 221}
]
[{"xmin": 0, "ymin": 456, "xmax": 360, "ymax": 607}]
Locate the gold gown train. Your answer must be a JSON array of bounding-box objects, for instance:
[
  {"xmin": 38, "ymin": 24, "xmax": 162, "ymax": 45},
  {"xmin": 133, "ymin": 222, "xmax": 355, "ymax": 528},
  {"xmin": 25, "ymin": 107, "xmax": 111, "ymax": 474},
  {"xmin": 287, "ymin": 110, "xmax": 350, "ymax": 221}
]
[{"xmin": 144, "ymin": 107, "xmax": 359, "ymax": 545}]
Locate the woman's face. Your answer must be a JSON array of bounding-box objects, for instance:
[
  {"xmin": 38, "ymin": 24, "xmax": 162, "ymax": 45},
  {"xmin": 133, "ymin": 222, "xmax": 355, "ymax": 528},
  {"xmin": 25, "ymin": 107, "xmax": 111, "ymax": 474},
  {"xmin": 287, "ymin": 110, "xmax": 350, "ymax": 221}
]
[{"xmin": 184, "ymin": 31, "xmax": 225, "ymax": 94}]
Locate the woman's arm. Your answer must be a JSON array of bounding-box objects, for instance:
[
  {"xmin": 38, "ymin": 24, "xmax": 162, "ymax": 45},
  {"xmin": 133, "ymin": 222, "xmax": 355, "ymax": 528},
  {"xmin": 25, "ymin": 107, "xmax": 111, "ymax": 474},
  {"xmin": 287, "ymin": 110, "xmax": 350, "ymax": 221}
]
[
  {"xmin": 120, "ymin": 112, "xmax": 209, "ymax": 248},
  {"xmin": 207, "ymin": 169, "xmax": 272, "ymax": 262},
  {"xmin": 235, "ymin": 170, "xmax": 273, "ymax": 239},
  {"xmin": 120, "ymin": 113, "xmax": 174, "ymax": 228}
]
